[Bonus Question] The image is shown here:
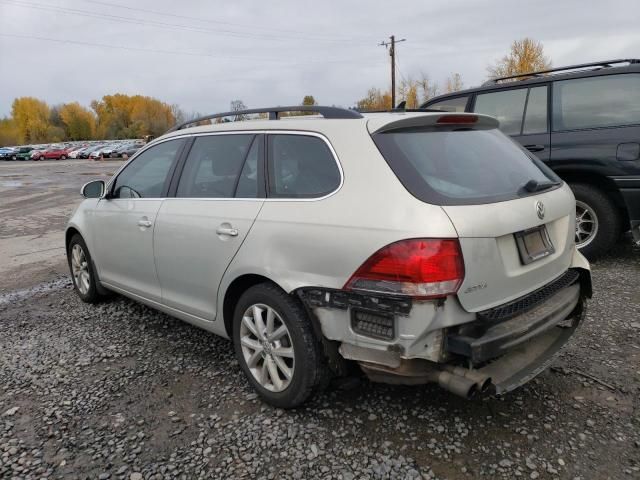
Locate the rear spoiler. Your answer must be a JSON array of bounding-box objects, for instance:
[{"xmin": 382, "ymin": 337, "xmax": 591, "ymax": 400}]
[{"xmin": 367, "ymin": 113, "xmax": 500, "ymax": 134}]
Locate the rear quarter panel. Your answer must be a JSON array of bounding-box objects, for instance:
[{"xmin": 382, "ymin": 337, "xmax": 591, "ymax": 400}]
[{"xmin": 217, "ymin": 122, "xmax": 458, "ymax": 308}]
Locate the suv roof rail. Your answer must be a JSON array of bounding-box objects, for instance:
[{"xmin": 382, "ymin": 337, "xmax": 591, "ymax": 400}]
[
  {"xmin": 167, "ymin": 106, "xmax": 363, "ymax": 132},
  {"xmin": 483, "ymin": 58, "xmax": 640, "ymax": 85}
]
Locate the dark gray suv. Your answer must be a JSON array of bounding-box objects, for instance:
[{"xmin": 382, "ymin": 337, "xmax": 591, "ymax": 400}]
[{"xmin": 423, "ymin": 59, "xmax": 640, "ymax": 259}]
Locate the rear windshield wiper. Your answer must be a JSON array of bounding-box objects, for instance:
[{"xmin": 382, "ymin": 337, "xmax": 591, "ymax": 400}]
[{"xmin": 522, "ymin": 179, "xmax": 562, "ymax": 193}]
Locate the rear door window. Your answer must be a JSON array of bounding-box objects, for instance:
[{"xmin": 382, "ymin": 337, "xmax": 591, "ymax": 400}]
[
  {"xmin": 426, "ymin": 96, "xmax": 469, "ymax": 112},
  {"xmin": 176, "ymin": 134, "xmax": 256, "ymax": 198},
  {"xmin": 267, "ymin": 134, "xmax": 341, "ymax": 198},
  {"xmin": 373, "ymin": 127, "xmax": 559, "ymax": 206},
  {"xmin": 552, "ymin": 73, "xmax": 640, "ymax": 130},
  {"xmin": 473, "ymin": 88, "xmax": 528, "ymax": 135},
  {"xmin": 522, "ymin": 86, "xmax": 548, "ymax": 134}
]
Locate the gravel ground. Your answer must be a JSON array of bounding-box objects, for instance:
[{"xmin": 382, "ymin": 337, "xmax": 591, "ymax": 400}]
[{"xmin": 1, "ymin": 241, "xmax": 639, "ymax": 480}]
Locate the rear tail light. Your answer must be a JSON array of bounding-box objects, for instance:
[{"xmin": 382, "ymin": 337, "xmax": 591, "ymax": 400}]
[
  {"xmin": 437, "ymin": 114, "xmax": 478, "ymax": 124},
  {"xmin": 344, "ymin": 239, "xmax": 464, "ymax": 299}
]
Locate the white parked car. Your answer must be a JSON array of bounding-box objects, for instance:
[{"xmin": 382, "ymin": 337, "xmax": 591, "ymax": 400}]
[{"xmin": 66, "ymin": 106, "xmax": 592, "ymax": 408}]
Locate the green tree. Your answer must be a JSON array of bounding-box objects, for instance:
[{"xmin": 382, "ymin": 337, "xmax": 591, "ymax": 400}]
[{"xmin": 488, "ymin": 38, "xmax": 551, "ymax": 80}]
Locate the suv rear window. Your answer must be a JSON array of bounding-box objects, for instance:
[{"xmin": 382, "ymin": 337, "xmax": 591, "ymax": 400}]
[
  {"xmin": 373, "ymin": 127, "xmax": 559, "ymax": 205},
  {"xmin": 552, "ymin": 73, "xmax": 640, "ymax": 130}
]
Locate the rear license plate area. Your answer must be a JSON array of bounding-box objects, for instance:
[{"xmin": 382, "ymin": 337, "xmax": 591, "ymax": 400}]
[{"xmin": 514, "ymin": 225, "xmax": 555, "ymax": 265}]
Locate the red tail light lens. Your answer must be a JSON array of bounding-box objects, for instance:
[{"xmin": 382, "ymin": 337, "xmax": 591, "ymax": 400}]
[
  {"xmin": 344, "ymin": 239, "xmax": 465, "ymax": 299},
  {"xmin": 436, "ymin": 114, "xmax": 478, "ymax": 124}
]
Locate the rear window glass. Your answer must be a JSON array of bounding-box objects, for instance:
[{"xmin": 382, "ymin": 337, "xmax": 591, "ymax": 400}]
[
  {"xmin": 267, "ymin": 134, "xmax": 340, "ymax": 198},
  {"xmin": 426, "ymin": 96, "xmax": 469, "ymax": 112},
  {"xmin": 373, "ymin": 128, "xmax": 559, "ymax": 206},
  {"xmin": 474, "ymin": 89, "xmax": 527, "ymax": 135},
  {"xmin": 552, "ymin": 74, "xmax": 640, "ymax": 130}
]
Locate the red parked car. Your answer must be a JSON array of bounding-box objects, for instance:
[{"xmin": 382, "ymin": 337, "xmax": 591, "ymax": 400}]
[{"xmin": 38, "ymin": 145, "xmax": 72, "ymax": 160}]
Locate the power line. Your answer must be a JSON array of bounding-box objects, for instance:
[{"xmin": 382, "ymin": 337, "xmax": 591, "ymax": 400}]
[
  {"xmin": 0, "ymin": 32, "xmax": 383, "ymax": 66},
  {"xmin": 379, "ymin": 35, "xmax": 406, "ymax": 108},
  {"xmin": 1, "ymin": 0, "xmax": 373, "ymax": 45},
  {"xmin": 74, "ymin": 0, "xmax": 376, "ymax": 43}
]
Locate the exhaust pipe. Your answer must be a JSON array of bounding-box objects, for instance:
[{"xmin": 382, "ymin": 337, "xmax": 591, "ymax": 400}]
[
  {"xmin": 435, "ymin": 370, "xmax": 479, "ymax": 399},
  {"xmin": 443, "ymin": 365, "xmax": 493, "ymax": 393}
]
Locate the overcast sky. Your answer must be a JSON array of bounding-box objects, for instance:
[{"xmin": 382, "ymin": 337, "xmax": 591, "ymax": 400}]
[{"xmin": 1, "ymin": 0, "xmax": 640, "ymax": 117}]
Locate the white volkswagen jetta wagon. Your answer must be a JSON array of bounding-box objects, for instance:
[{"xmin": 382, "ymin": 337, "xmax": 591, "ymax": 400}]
[{"xmin": 66, "ymin": 106, "xmax": 592, "ymax": 408}]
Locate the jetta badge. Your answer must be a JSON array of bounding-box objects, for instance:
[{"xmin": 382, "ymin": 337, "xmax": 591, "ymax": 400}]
[{"xmin": 536, "ymin": 201, "xmax": 545, "ymax": 220}]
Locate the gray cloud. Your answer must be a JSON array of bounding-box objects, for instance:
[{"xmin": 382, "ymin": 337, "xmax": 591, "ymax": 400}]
[{"xmin": 1, "ymin": 0, "xmax": 639, "ymax": 116}]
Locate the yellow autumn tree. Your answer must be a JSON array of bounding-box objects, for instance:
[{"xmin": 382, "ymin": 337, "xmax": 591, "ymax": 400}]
[
  {"xmin": 445, "ymin": 73, "xmax": 464, "ymax": 93},
  {"xmin": 92, "ymin": 94, "xmax": 175, "ymax": 139},
  {"xmin": 0, "ymin": 118, "xmax": 21, "ymax": 146},
  {"xmin": 488, "ymin": 38, "xmax": 551, "ymax": 80},
  {"xmin": 356, "ymin": 87, "xmax": 392, "ymax": 111},
  {"xmin": 11, "ymin": 97, "xmax": 51, "ymax": 143},
  {"xmin": 59, "ymin": 102, "xmax": 96, "ymax": 140}
]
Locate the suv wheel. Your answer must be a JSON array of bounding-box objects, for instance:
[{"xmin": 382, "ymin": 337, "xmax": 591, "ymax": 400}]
[
  {"xmin": 232, "ymin": 283, "xmax": 324, "ymax": 408},
  {"xmin": 570, "ymin": 183, "xmax": 621, "ymax": 259}
]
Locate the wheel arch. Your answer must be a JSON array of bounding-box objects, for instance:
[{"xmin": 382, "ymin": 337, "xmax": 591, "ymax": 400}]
[
  {"xmin": 65, "ymin": 226, "xmax": 81, "ymax": 251},
  {"xmin": 222, "ymin": 273, "xmax": 285, "ymax": 338},
  {"xmin": 556, "ymin": 169, "xmax": 628, "ymax": 226}
]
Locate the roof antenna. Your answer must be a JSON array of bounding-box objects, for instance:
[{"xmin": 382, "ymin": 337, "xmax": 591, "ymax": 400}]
[{"xmin": 396, "ymin": 100, "xmax": 406, "ymax": 110}]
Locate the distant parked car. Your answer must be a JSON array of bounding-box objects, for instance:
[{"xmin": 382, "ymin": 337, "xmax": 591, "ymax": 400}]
[
  {"xmin": 38, "ymin": 145, "xmax": 70, "ymax": 160},
  {"xmin": 114, "ymin": 142, "xmax": 144, "ymax": 158},
  {"xmin": 78, "ymin": 144, "xmax": 104, "ymax": 159},
  {"xmin": 13, "ymin": 146, "xmax": 34, "ymax": 160},
  {"xmin": 0, "ymin": 147, "xmax": 16, "ymax": 160},
  {"xmin": 31, "ymin": 147, "xmax": 48, "ymax": 160},
  {"xmin": 89, "ymin": 144, "xmax": 120, "ymax": 159},
  {"xmin": 68, "ymin": 145, "xmax": 90, "ymax": 159}
]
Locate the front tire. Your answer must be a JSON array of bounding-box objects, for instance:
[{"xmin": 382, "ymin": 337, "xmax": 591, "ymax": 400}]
[
  {"xmin": 67, "ymin": 234, "xmax": 102, "ymax": 303},
  {"xmin": 232, "ymin": 283, "xmax": 324, "ymax": 408},
  {"xmin": 60, "ymin": 155, "xmax": 66, "ymax": 160},
  {"xmin": 570, "ymin": 183, "xmax": 621, "ymax": 259}
]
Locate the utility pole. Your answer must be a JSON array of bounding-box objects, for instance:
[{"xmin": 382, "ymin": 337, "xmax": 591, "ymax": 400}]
[{"xmin": 379, "ymin": 35, "xmax": 406, "ymax": 108}]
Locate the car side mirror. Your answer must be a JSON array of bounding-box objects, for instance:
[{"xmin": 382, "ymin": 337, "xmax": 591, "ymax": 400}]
[{"xmin": 81, "ymin": 180, "xmax": 105, "ymax": 199}]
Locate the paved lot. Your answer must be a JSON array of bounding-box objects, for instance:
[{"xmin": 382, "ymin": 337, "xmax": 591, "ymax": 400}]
[{"xmin": 0, "ymin": 159, "xmax": 639, "ymax": 479}]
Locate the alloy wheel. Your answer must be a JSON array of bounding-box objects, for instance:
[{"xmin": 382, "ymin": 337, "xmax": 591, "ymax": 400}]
[
  {"xmin": 575, "ymin": 200, "xmax": 599, "ymax": 248},
  {"xmin": 239, "ymin": 303, "xmax": 295, "ymax": 392},
  {"xmin": 71, "ymin": 244, "xmax": 91, "ymax": 295}
]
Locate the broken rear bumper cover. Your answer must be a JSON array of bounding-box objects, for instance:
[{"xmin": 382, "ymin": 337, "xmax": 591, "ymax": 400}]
[{"xmin": 297, "ymin": 252, "xmax": 591, "ymax": 398}]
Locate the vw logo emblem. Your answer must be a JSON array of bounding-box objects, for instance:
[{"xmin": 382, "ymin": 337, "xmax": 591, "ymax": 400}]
[{"xmin": 536, "ymin": 201, "xmax": 545, "ymax": 220}]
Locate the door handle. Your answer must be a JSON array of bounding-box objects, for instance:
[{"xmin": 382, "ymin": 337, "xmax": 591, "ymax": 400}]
[
  {"xmin": 524, "ymin": 144, "xmax": 545, "ymax": 152},
  {"xmin": 137, "ymin": 219, "xmax": 153, "ymax": 228},
  {"xmin": 216, "ymin": 226, "xmax": 238, "ymax": 237}
]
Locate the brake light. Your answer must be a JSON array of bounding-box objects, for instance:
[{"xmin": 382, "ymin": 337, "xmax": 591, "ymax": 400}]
[
  {"xmin": 437, "ymin": 114, "xmax": 478, "ymax": 124},
  {"xmin": 344, "ymin": 239, "xmax": 464, "ymax": 299}
]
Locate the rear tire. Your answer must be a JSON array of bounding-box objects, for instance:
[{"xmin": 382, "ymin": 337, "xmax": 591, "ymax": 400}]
[
  {"xmin": 569, "ymin": 183, "xmax": 621, "ymax": 259},
  {"xmin": 60, "ymin": 155, "xmax": 66, "ymax": 160},
  {"xmin": 232, "ymin": 283, "xmax": 324, "ymax": 408}
]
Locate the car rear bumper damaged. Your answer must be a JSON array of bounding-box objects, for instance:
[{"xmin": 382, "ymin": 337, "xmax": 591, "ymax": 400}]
[{"xmin": 298, "ymin": 264, "xmax": 590, "ymax": 399}]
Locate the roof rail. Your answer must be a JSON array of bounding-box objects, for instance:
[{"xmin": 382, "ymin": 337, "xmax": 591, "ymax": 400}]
[
  {"xmin": 483, "ymin": 58, "xmax": 640, "ymax": 85},
  {"xmin": 357, "ymin": 107, "xmax": 444, "ymax": 114},
  {"xmin": 167, "ymin": 106, "xmax": 363, "ymax": 132}
]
